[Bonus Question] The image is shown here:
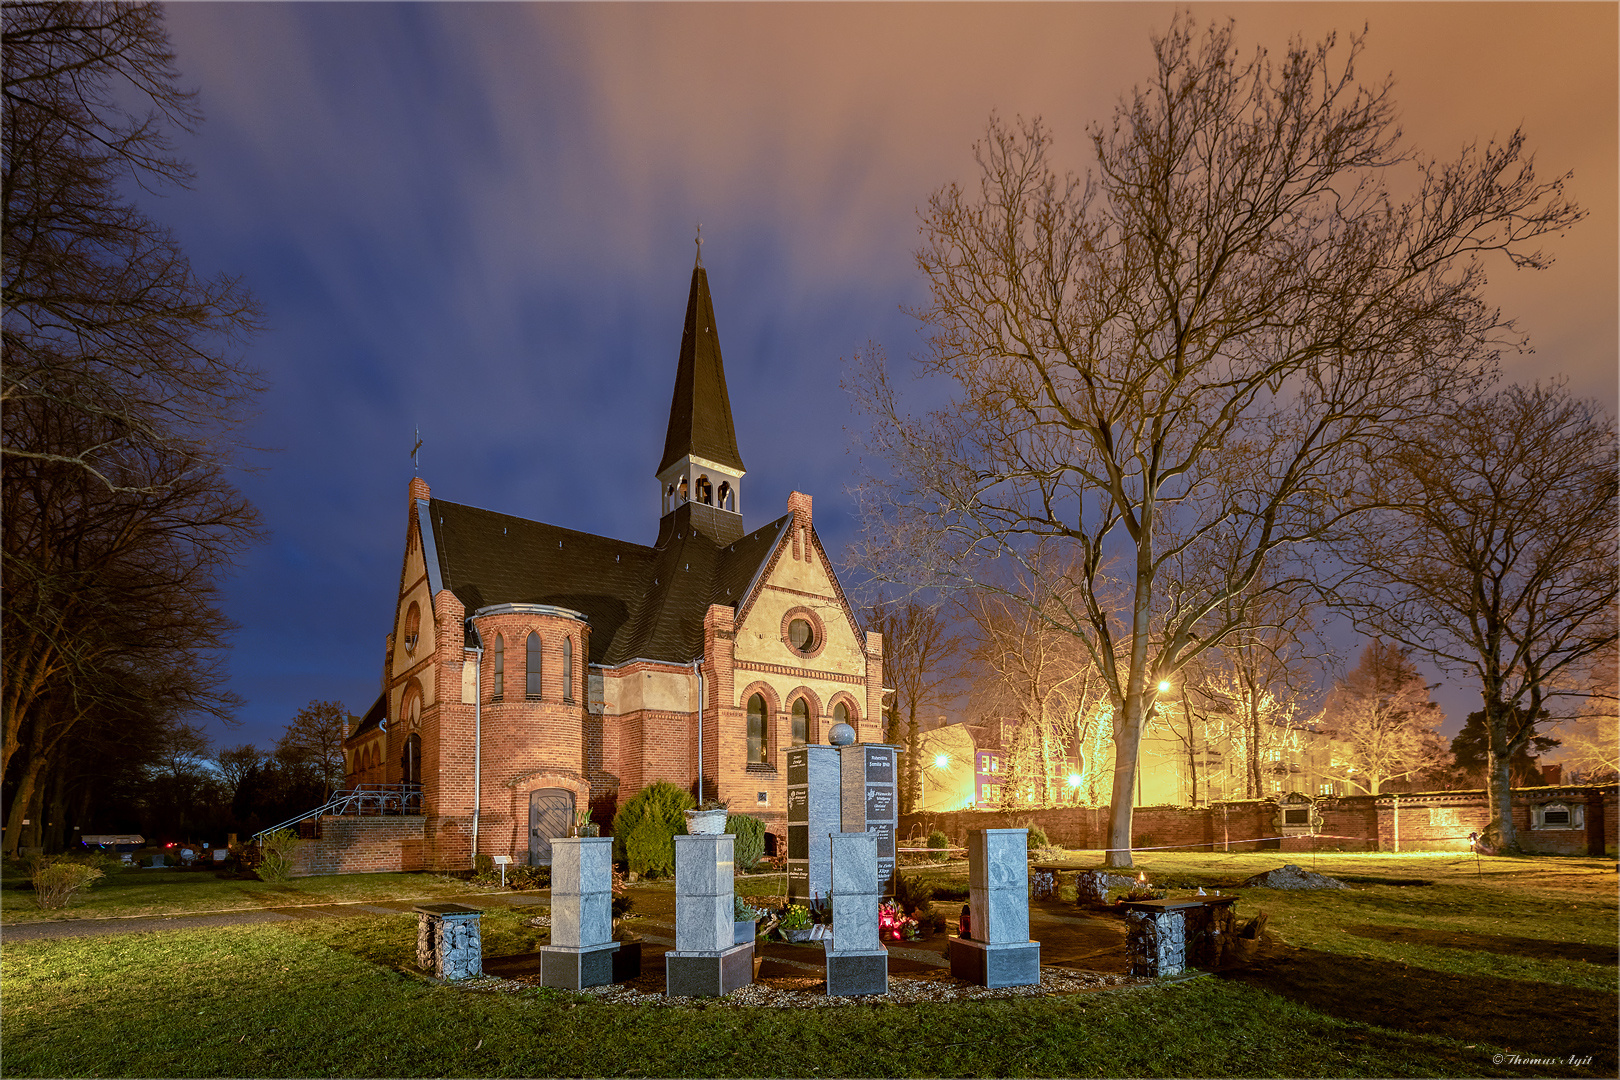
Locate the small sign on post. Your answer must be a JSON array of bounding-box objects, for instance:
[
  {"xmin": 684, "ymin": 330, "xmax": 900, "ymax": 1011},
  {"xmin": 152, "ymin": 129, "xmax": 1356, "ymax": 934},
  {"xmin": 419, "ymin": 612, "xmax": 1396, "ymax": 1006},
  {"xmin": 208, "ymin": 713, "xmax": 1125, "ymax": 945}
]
[{"xmin": 492, "ymin": 854, "xmax": 512, "ymax": 888}]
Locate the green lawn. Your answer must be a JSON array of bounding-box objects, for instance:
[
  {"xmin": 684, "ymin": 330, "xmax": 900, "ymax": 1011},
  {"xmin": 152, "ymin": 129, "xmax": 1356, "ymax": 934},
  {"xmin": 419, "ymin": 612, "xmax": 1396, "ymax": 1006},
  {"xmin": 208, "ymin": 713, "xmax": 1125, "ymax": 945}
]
[
  {"xmin": 1, "ymin": 918, "xmax": 1532, "ymax": 1078},
  {"xmin": 2, "ymin": 851, "xmax": 1614, "ymax": 1077},
  {"xmin": 0, "ymin": 868, "xmax": 503, "ymax": 924}
]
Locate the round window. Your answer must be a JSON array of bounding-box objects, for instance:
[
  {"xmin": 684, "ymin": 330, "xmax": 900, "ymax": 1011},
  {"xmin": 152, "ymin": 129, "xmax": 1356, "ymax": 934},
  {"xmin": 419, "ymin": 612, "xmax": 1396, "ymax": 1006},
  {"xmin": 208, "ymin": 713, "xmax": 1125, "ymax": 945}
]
[
  {"xmin": 788, "ymin": 618, "xmax": 815, "ymax": 653},
  {"xmin": 403, "ymin": 602, "xmax": 421, "ymax": 655}
]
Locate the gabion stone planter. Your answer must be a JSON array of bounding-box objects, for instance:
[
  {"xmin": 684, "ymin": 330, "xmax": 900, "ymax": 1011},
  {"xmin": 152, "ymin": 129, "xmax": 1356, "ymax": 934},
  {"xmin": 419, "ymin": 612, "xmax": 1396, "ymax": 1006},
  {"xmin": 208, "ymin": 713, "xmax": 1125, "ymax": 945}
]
[{"xmin": 415, "ymin": 904, "xmax": 483, "ymax": 980}]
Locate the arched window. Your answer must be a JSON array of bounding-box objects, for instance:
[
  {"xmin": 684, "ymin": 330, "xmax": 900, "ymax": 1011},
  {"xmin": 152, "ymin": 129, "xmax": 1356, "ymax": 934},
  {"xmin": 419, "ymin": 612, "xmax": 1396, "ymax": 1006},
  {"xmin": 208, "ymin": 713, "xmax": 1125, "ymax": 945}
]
[
  {"xmin": 526, "ymin": 632, "xmax": 543, "ymax": 699},
  {"xmin": 696, "ymin": 475, "xmax": 713, "ymax": 505},
  {"xmin": 791, "ymin": 698, "xmax": 809, "ymax": 746},
  {"xmin": 491, "ymin": 634, "xmax": 504, "ymax": 700},
  {"xmin": 746, "ymin": 693, "xmax": 767, "ymax": 765},
  {"xmin": 833, "ymin": 700, "xmax": 850, "ymax": 735},
  {"xmin": 717, "ymin": 482, "xmax": 732, "ymax": 511},
  {"xmin": 562, "ymin": 637, "xmax": 574, "ymax": 702}
]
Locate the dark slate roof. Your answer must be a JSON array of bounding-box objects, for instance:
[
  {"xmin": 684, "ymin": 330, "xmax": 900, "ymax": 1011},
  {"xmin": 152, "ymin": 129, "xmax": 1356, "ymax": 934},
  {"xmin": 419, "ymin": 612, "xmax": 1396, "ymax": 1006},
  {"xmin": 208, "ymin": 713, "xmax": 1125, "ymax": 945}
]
[
  {"xmin": 426, "ymin": 498, "xmax": 787, "ymax": 666},
  {"xmin": 657, "ymin": 265, "xmax": 745, "ymax": 475},
  {"xmin": 351, "ymin": 692, "xmax": 386, "ymax": 739}
]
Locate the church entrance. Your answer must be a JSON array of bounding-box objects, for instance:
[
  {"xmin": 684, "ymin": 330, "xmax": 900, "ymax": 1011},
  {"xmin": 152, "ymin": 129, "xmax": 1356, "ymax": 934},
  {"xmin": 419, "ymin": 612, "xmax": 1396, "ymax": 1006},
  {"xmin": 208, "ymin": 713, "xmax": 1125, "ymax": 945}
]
[{"xmin": 528, "ymin": 788, "xmax": 574, "ymax": 866}]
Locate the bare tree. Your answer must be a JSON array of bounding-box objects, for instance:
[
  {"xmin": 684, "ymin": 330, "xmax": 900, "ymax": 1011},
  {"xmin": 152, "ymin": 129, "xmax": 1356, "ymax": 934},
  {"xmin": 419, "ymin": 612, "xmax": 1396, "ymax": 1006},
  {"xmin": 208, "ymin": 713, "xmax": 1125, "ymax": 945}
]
[
  {"xmin": 1318, "ymin": 641, "xmax": 1447, "ymax": 795},
  {"xmin": 277, "ymin": 701, "xmax": 352, "ymax": 803},
  {"xmin": 1336, "ymin": 383, "xmax": 1617, "ymax": 848},
  {"xmin": 959, "ymin": 564, "xmax": 1107, "ymax": 807},
  {"xmin": 849, "ymin": 17, "xmax": 1579, "ymax": 865},
  {"xmin": 866, "ymin": 595, "xmax": 962, "ymax": 815},
  {"xmin": 1, "ymin": 3, "xmax": 263, "ymax": 854}
]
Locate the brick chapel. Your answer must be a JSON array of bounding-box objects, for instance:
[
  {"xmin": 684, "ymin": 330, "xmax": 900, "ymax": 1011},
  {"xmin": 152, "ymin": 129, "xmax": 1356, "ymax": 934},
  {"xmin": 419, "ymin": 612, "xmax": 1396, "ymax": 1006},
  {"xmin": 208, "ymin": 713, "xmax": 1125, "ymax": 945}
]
[{"xmin": 341, "ymin": 253, "xmax": 885, "ymax": 871}]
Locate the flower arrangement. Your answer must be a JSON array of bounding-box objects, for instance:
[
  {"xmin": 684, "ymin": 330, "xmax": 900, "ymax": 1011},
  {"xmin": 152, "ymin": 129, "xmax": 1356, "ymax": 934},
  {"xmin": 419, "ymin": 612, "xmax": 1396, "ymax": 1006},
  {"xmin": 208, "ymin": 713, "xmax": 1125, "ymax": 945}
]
[
  {"xmin": 778, "ymin": 904, "xmax": 812, "ymax": 932},
  {"xmin": 878, "ymin": 900, "xmax": 921, "ymax": 941}
]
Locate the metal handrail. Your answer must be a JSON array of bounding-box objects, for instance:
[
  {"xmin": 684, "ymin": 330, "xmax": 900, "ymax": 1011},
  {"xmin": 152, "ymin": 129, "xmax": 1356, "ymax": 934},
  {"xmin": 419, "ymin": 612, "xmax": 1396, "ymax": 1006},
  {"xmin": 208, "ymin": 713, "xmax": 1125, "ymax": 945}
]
[{"xmin": 252, "ymin": 783, "xmax": 423, "ymax": 841}]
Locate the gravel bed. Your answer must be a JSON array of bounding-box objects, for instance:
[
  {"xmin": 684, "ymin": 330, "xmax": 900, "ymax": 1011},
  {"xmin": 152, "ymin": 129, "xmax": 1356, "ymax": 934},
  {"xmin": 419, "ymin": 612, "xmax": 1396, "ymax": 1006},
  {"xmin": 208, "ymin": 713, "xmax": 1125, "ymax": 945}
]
[{"xmin": 456, "ymin": 966, "xmax": 1144, "ymax": 1006}]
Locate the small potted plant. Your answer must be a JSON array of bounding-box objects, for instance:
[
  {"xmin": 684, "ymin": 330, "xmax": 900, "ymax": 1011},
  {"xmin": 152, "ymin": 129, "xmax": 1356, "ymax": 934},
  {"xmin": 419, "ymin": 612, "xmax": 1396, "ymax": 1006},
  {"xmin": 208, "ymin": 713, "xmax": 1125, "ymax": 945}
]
[
  {"xmin": 684, "ymin": 798, "xmax": 729, "ymax": 835},
  {"xmin": 571, "ymin": 808, "xmax": 599, "ymax": 838},
  {"xmin": 734, "ymin": 895, "xmax": 760, "ymax": 944},
  {"xmin": 777, "ymin": 903, "xmax": 813, "ymax": 942}
]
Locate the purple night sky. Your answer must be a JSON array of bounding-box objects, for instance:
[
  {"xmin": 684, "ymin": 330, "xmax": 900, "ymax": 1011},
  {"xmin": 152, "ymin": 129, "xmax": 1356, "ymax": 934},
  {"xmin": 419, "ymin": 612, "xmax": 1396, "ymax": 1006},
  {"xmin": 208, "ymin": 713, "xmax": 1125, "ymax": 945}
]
[{"xmin": 151, "ymin": 3, "xmax": 1617, "ymax": 754}]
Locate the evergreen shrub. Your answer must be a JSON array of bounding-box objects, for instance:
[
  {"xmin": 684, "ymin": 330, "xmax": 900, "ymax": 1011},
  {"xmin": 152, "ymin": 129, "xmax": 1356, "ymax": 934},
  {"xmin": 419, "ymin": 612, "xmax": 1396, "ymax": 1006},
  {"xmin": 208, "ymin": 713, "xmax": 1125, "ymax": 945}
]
[
  {"xmin": 726, "ymin": 813, "xmax": 765, "ymax": 872},
  {"xmin": 612, "ymin": 780, "xmax": 693, "ymax": 877},
  {"xmin": 926, "ymin": 829, "xmax": 949, "ymax": 862}
]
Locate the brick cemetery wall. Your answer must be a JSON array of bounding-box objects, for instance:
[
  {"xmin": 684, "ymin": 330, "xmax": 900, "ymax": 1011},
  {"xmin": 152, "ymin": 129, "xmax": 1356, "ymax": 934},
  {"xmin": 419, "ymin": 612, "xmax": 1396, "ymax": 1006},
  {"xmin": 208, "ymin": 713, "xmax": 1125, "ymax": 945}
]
[{"xmin": 899, "ymin": 784, "xmax": 1616, "ymax": 857}]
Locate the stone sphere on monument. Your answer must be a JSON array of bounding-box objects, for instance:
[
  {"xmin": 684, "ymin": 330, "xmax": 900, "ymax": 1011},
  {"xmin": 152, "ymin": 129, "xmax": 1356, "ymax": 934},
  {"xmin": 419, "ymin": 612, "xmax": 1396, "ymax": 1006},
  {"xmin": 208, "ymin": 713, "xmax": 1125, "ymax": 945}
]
[{"xmin": 828, "ymin": 722, "xmax": 856, "ymax": 746}]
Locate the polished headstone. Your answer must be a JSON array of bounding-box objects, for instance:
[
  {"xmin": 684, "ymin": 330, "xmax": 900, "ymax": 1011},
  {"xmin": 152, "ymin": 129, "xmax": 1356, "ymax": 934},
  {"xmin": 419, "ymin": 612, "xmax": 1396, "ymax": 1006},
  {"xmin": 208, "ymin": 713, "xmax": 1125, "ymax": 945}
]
[{"xmin": 787, "ymin": 744, "xmax": 843, "ymax": 905}]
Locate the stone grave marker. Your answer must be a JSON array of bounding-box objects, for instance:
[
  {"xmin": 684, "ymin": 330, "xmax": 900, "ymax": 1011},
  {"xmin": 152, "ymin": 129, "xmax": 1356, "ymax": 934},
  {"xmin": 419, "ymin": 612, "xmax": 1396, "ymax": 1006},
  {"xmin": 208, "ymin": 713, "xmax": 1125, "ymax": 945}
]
[
  {"xmin": 786, "ymin": 744, "xmax": 842, "ymax": 906},
  {"xmin": 948, "ymin": 828, "xmax": 1041, "ymax": 987},
  {"xmin": 540, "ymin": 836, "xmax": 618, "ymax": 989},
  {"xmin": 824, "ymin": 831, "xmax": 888, "ymax": 996},
  {"xmin": 839, "ymin": 742, "xmax": 898, "ymax": 897},
  {"xmin": 664, "ymin": 833, "xmax": 753, "ymax": 997}
]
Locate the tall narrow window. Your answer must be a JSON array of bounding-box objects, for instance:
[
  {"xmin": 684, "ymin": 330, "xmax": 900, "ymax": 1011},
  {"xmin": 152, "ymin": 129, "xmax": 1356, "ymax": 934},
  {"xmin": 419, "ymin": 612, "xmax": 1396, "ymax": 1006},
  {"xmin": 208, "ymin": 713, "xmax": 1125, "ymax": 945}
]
[
  {"xmin": 526, "ymin": 632, "xmax": 543, "ymax": 699},
  {"xmin": 747, "ymin": 694, "xmax": 767, "ymax": 765},
  {"xmin": 791, "ymin": 699, "xmax": 809, "ymax": 746},
  {"xmin": 563, "ymin": 637, "xmax": 574, "ymax": 702},
  {"xmin": 491, "ymin": 634, "xmax": 504, "ymax": 700},
  {"xmin": 833, "ymin": 701, "xmax": 850, "ymax": 730}
]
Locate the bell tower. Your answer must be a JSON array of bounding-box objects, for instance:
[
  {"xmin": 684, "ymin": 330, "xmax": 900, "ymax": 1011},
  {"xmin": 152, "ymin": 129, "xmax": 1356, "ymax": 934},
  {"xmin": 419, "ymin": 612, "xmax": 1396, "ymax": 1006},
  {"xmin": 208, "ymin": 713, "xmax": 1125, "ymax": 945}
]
[{"xmin": 657, "ymin": 234, "xmax": 746, "ymax": 543}]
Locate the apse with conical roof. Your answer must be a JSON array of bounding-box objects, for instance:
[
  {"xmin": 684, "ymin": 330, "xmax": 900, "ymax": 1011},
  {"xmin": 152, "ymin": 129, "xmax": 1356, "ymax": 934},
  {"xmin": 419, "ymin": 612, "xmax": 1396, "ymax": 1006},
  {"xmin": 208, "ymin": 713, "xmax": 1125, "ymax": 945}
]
[{"xmin": 656, "ymin": 239, "xmax": 746, "ymax": 543}]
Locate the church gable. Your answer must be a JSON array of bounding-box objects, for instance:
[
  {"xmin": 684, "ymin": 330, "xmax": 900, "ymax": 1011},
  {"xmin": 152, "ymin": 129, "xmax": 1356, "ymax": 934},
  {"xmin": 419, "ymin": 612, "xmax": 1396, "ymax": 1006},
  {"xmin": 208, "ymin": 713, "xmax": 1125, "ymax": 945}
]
[
  {"xmin": 391, "ymin": 499, "xmax": 437, "ymax": 687},
  {"xmin": 733, "ymin": 507, "xmax": 864, "ymax": 676}
]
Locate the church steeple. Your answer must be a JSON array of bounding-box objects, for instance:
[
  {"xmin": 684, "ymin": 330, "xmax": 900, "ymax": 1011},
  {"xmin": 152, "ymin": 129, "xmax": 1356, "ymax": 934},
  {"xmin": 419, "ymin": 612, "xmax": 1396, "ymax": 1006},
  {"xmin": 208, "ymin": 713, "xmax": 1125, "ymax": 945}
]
[{"xmin": 657, "ymin": 236, "xmax": 746, "ymax": 540}]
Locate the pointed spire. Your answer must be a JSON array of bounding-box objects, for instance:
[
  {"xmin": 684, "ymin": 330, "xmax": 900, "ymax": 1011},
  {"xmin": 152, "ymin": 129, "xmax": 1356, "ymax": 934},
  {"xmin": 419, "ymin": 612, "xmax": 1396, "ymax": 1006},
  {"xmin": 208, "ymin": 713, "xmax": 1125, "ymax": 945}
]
[{"xmin": 658, "ymin": 254, "xmax": 744, "ymax": 476}]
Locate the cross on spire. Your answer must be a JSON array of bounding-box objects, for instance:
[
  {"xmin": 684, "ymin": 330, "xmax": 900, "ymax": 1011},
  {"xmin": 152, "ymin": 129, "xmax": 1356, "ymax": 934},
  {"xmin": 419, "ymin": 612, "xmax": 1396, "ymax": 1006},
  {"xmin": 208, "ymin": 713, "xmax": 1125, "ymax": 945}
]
[
  {"xmin": 412, "ymin": 426, "xmax": 423, "ymax": 475},
  {"xmin": 694, "ymin": 222, "xmax": 703, "ymax": 268}
]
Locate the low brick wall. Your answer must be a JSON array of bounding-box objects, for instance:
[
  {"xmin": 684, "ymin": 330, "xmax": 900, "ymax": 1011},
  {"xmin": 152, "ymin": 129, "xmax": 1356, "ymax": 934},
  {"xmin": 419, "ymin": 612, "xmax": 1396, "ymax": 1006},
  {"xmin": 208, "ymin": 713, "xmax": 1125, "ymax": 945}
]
[
  {"xmin": 288, "ymin": 817, "xmax": 428, "ymax": 876},
  {"xmin": 900, "ymin": 784, "xmax": 1615, "ymax": 857}
]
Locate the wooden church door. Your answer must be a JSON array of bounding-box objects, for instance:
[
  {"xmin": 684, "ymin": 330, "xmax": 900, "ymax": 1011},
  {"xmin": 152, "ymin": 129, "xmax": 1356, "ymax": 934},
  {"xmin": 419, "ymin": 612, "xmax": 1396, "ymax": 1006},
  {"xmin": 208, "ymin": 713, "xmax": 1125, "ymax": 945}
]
[{"xmin": 528, "ymin": 788, "xmax": 574, "ymax": 866}]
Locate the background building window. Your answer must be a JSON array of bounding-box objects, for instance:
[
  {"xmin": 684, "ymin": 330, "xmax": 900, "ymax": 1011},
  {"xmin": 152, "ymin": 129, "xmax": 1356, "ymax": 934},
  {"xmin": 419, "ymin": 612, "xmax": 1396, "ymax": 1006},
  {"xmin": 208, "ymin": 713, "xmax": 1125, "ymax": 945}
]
[
  {"xmin": 562, "ymin": 637, "xmax": 574, "ymax": 702},
  {"xmin": 526, "ymin": 632, "xmax": 543, "ymax": 699},
  {"xmin": 747, "ymin": 693, "xmax": 767, "ymax": 765},
  {"xmin": 791, "ymin": 699, "xmax": 809, "ymax": 745},
  {"xmin": 491, "ymin": 634, "xmax": 504, "ymax": 699}
]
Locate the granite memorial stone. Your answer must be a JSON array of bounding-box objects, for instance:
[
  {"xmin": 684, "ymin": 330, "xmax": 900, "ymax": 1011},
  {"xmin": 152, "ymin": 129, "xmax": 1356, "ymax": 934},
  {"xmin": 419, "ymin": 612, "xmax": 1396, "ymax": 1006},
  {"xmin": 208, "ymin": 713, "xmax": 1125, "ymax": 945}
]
[
  {"xmin": 539, "ymin": 836, "xmax": 619, "ymax": 990},
  {"xmin": 664, "ymin": 833, "xmax": 753, "ymax": 997},
  {"xmin": 948, "ymin": 828, "xmax": 1040, "ymax": 988},
  {"xmin": 824, "ymin": 831, "xmax": 888, "ymax": 996}
]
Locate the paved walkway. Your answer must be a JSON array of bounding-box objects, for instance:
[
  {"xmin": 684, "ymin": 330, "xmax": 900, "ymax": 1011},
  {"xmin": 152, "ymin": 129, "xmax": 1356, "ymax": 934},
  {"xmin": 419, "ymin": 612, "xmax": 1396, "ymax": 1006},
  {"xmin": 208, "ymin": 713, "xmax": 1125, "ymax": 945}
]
[{"xmin": 1, "ymin": 892, "xmax": 548, "ymax": 944}]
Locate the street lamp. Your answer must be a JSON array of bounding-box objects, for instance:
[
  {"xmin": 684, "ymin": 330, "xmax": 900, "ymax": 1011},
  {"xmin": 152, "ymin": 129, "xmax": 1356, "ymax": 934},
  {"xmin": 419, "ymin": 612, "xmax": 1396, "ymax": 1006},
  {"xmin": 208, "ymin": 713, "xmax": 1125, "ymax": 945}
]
[{"xmin": 923, "ymin": 752, "xmax": 952, "ymax": 811}]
